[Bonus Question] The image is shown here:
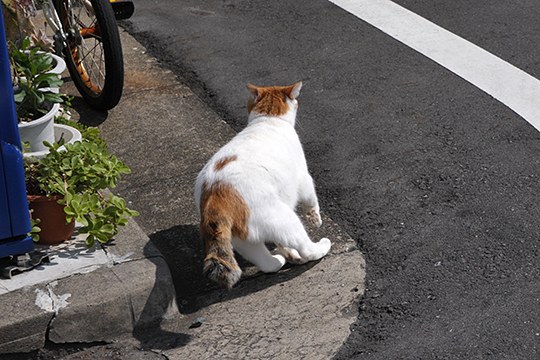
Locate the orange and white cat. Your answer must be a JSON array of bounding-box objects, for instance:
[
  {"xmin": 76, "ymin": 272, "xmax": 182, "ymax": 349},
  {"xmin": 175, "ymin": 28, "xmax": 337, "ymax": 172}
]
[{"xmin": 194, "ymin": 82, "xmax": 331, "ymax": 289}]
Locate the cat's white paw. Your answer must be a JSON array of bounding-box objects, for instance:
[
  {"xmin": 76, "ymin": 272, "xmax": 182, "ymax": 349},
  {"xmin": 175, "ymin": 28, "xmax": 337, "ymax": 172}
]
[
  {"xmin": 317, "ymin": 237, "xmax": 332, "ymax": 255},
  {"xmin": 260, "ymin": 254, "xmax": 286, "ymax": 273},
  {"xmin": 306, "ymin": 208, "xmax": 323, "ymax": 228},
  {"xmin": 302, "ymin": 238, "xmax": 332, "ymax": 261}
]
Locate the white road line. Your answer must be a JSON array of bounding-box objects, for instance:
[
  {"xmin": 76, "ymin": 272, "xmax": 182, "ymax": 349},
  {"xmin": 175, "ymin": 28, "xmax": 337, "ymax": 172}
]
[{"xmin": 329, "ymin": 0, "xmax": 540, "ymax": 131}]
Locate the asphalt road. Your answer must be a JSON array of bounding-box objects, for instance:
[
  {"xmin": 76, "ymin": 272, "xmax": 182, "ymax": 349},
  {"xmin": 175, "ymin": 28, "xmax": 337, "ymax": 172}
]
[{"xmin": 122, "ymin": 1, "xmax": 540, "ymax": 359}]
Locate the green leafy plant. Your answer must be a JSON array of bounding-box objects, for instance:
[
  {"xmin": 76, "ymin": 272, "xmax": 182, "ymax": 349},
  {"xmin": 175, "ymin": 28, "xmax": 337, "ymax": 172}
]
[
  {"xmin": 10, "ymin": 37, "xmax": 63, "ymax": 122},
  {"xmin": 29, "ymin": 216, "xmax": 41, "ymax": 242},
  {"xmin": 25, "ymin": 122, "xmax": 139, "ymax": 247}
]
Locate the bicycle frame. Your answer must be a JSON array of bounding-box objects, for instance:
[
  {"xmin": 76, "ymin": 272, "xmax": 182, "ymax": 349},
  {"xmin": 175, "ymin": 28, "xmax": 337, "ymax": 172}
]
[
  {"xmin": 42, "ymin": 0, "xmax": 68, "ymax": 55},
  {"xmin": 41, "ymin": 0, "xmax": 132, "ymax": 55}
]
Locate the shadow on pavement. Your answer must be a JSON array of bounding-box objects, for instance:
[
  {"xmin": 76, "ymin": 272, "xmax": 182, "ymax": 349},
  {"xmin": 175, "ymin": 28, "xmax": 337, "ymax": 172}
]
[
  {"xmin": 148, "ymin": 224, "xmax": 317, "ymax": 314},
  {"xmin": 69, "ymin": 96, "xmax": 108, "ymax": 126},
  {"xmin": 128, "ymin": 223, "xmax": 317, "ymax": 352},
  {"xmin": 132, "ymin": 232, "xmax": 192, "ymax": 351}
]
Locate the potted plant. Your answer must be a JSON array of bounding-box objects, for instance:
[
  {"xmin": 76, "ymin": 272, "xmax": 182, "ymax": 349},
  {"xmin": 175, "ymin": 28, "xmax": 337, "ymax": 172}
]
[
  {"xmin": 25, "ymin": 121, "xmax": 139, "ymax": 246},
  {"xmin": 10, "ymin": 37, "xmax": 64, "ymax": 152}
]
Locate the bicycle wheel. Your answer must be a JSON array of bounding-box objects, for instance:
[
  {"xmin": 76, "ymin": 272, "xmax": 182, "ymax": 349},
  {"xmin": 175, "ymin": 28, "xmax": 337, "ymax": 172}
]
[{"xmin": 55, "ymin": 0, "xmax": 124, "ymax": 110}]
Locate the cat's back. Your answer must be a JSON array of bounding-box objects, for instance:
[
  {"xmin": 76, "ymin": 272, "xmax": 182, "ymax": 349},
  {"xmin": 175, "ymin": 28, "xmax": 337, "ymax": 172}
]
[
  {"xmin": 195, "ymin": 119, "xmax": 304, "ymax": 205},
  {"xmin": 203, "ymin": 118, "xmax": 303, "ymax": 177},
  {"xmin": 195, "ymin": 82, "xmax": 305, "ymax": 208}
]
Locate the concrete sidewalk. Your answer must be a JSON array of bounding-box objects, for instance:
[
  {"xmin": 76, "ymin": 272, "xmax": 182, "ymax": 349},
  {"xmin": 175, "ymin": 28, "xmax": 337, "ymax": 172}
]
[
  {"xmin": 0, "ymin": 218, "xmax": 177, "ymax": 354},
  {"xmin": 0, "ymin": 30, "xmax": 366, "ymax": 359}
]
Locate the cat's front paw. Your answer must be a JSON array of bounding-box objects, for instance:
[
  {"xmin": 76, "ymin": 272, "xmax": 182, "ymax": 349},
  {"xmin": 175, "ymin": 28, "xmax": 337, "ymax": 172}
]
[{"xmin": 306, "ymin": 208, "xmax": 322, "ymax": 228}]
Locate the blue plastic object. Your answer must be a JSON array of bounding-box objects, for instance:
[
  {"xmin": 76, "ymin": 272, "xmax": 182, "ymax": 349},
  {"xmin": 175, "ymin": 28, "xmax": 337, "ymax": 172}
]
[{"xmin": 0, "ymin": 5, "xmax": 34, "ymax": 257}]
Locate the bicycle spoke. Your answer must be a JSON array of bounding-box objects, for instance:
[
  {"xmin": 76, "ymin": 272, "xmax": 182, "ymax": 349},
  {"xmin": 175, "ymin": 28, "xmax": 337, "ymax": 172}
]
[
  {"xmin": 80, "ymin": 39, "xmax": 105, "ymax": 89},
  {"xmin": 64, "ymin": 0, "xmax": 107, "ymax": 93}
]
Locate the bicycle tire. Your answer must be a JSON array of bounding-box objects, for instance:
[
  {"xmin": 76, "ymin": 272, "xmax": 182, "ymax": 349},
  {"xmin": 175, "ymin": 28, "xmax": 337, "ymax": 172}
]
[{"xmin": 55, "ymin": 0, "xmax": 124, "ymax": 110}]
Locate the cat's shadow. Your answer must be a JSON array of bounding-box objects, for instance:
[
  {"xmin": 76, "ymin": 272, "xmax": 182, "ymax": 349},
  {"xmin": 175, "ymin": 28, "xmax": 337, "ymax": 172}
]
[{"xmin": 148, "ymin": 224, "xmax": 317, "ymax": 314}]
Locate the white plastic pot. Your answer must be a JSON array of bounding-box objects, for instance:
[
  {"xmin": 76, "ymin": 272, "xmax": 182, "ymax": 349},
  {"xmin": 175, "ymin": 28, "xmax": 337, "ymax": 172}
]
[
  {"xmin": 18, "ymin": 102, "xmax": 60, "ymax": 153},
  {"xmin": 22, "ymin": 51, "xmax": 66, "ymax": 93},
  {"xmin": 22, "ymin": 50, "xmax": 66, "ymax": 76},
  {"xmin": 46, "ymin": 53, "xmax": 66, "ymax": 94},
  {"xmin": 48, "ymin": 52, "xmax": 66, "ymax": 76},
  {"xmin": 23, "ymin": 123, "xmax": 82, "ymax": 159}
]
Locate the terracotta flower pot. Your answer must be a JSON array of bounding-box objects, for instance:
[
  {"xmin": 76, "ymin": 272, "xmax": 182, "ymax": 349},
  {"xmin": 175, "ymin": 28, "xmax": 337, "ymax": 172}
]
[{"xmin": 28, "ymin": 194, "xmax": 75, "ymax": 245}]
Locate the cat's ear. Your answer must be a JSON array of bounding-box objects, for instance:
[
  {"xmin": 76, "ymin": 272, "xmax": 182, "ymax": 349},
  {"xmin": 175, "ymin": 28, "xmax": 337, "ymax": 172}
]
[
  {"xmin": 286, "ymin": 81, "xmax": 302, "ymax": 100},
  {"xmin": 246, "ymin": 83, "xmax": 260, "ymax": 101}
]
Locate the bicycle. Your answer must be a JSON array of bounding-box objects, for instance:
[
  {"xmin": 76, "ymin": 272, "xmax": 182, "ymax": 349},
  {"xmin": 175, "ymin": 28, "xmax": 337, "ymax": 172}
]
[{"xmin": 42, "ymin": 0, "xmax": 134, "ymax": 110}]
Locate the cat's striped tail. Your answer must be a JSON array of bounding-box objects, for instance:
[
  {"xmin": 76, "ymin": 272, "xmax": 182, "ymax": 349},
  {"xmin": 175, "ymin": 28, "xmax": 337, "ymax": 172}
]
[{"xmin": 199, "ymin": 182, "xmax": 248, "ymax": 289}]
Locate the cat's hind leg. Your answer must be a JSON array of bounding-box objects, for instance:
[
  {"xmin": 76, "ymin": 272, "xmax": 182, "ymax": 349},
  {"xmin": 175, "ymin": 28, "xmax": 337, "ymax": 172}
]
[
  {"xmin": 232, "ymin": 239, "xmax": 286, "ymax": 273},
  {"xmin": 265, "ymin": 203, "xmax": 331, "ymax": 262},
  {"xmin": 299, "ymin": 174, "xmax": 322, "ymax": 228}
]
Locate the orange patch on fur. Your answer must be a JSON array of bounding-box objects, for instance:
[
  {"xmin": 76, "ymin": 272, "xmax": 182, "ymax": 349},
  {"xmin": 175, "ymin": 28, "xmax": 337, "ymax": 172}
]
[
  {"xmin": 247, "ymin": 84, "xmax": 297, "ymax": 116},
  {"xmin": 214, "ymin": 155, "xmax": 238, "ymax": 171},
  {"xmin": 200, "ymin": 182, "xmax": 249, "ymax": 241},
  {"xmin": 199, "ymin": 181, "xmax": 247, "ymax": 289}
]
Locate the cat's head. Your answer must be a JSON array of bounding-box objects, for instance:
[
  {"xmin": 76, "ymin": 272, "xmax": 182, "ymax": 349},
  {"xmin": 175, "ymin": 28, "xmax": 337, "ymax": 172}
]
[{"xmin": 246, "ymin": 82, "xmax": 302, "ymax": 125}]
